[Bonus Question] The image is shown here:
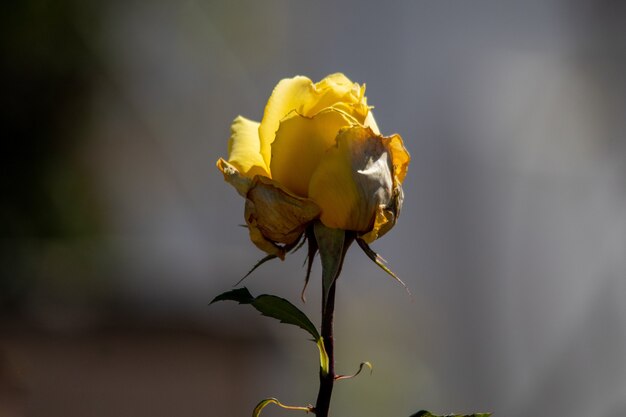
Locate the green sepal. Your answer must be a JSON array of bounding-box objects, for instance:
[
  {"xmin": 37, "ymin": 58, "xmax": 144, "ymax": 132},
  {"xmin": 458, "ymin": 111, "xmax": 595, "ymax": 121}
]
[
  {"xmin": 409, "ymin": 411, "xmax": 491, "ymax": 417},
  {"xmin": 301, "ymin": 226, "xmax": 318, "ymax": 302},
  {"xmin": 357, "ymin": 238, "xmax": 410, "ymax": 295},
  {"xmin": 234, "ymin": 254, "xmax": 278, "ymax": 287},
  {"xmin": 314, "ymin": 222, "xmax": 352, "ymax": 309},
  {"xmin": 252, "ymin": 398, "xmax": 312, "ymax": 417},
  {"xmin": 210, "ymin": 287, "xmax": 320, "ymax": 341},
  {"xmin": 232, "ymin": 233, "xmax": 307, "ymax": 287}
]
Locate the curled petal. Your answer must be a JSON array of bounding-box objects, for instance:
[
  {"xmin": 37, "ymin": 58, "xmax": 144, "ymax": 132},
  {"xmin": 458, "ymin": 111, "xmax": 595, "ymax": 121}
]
[
  {"xmin": 308, "ymin": 126, "xmax": 394, "ymax": 232},
  {"xmin": 226, "ymin": 116, "xmax": 270, "ymax": 178},
  {"xmin": 258, "ymin": 74, "xmax": 373, "ymax": 167},
  {"xmin": 305, "ymin": 73, "xmax": 367, "ymax": 119},
  {"xmin": 259, "ymin": 76, "xmax": 315, "ymax": 167},
  {"xmin": 270, "ymin": 108, "xmax": 356, "ymax": 197},
  {"xmin": 244, "ymin": 177, "xmax": 321, "ymax": 257}
]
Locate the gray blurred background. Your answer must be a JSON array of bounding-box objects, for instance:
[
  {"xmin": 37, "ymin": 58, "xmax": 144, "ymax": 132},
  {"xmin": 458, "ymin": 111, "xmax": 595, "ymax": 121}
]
[{"xmin": 1, "ymin": 1, "xmax": 626, "ymax": 416}]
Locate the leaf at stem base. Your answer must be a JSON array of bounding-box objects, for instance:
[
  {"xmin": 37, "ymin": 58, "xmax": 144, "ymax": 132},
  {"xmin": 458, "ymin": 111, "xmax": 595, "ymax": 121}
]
[
  {"xmin": 253, "ymin": 398, "xmax": 313, "ymax": 417},
  {"xmin": 409, "ymin": 411, "xmax": 491, "ymax": 417}
]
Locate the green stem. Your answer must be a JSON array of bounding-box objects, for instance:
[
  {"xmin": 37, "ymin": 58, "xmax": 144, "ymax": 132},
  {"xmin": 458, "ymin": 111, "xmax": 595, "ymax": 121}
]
[
  {"xmin": 312, "ymin": 227, "xmax": 354, "ymax": 417},
  {"xmin": 314, "ymin": 281, "xmax": 336, "ymax": 417}
]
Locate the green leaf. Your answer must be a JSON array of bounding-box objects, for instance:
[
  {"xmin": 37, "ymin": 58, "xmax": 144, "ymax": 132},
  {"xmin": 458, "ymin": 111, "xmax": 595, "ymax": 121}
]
[
  {"xmin": 252, "ymin": 398, "xmax": 312, "ymax": 417},
  {"xmin": 314, "ymin": 222, "xmax": 347, "ymax": 308},
  {"xmin": 252, "ymin": 294, "xmax": 320, "ymax": 340},
  {"xmin": 211, "ymin": 287, "xmax": 320, "ymax": 341},
  {"xmin": 212, "ymin": 287, "xmax": 330, "ymax": 375},
  {"xmin": 409, "ymin": 411, "xmax": 491, "ymax": 417}
]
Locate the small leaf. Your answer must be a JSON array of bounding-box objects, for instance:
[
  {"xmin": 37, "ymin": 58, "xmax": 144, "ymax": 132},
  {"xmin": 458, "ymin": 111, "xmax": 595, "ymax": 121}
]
[
  {"xmin": 211, "ymin": 287, "xmax": 320, "ymax": 341},
  {"xmin": 252, "ymin": 398, "xmax": 312, "ymax": 417},
  {"xmin": 317, "ymin": 337, "xmax": 329, "ymax": 376},
  {"xmin": 335, "ymin": 361, "xmax": 373, "ymax": 381},
  {"xmin": 357, "ymin": 238, "xmax": 411, "ymax": 296},
  {"xmin": 409, "ymin": 411, "xmax": 491, "ymax": 417},
  {"xmin": 210, "ymin": 287, "xmax": 254, "ymax": 304}
]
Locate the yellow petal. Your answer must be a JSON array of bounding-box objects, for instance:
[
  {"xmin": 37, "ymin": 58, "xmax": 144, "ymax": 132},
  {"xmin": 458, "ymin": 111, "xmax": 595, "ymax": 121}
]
[
  {"xmin": 216, "ymin": 158, "xmax": 252, "ymax": 197},
  {"xmin": 258, "ymin": 74, "xmax": 372, "ymax": 167},
  {"xmin": 226, "ymin": 116, "xmax": 270, "ymax": 178},
  {"xmin": 259, "ymin": 76, "xmax": 316, "ymax": 167},
  {"xmin": 245, "ymin": 176, "xmax": 320, "ymax": 253},
  {"xmin": 363, "ymin": 108, "xmax": 380, "ymax": 135},
  {"xmin": 270, "ymin": 108, "xmax": 356, "ymax": 197},
  {"xmin": 304, "ymin": 73, "xmax": 361, "ymax": 115},
  {"xmin": 305, "ymin": 74, "xmax": 372, "ymax": 129},
  {"xmin": 308, "ymin": 126, "xmax": 394, "ymax": 232}
]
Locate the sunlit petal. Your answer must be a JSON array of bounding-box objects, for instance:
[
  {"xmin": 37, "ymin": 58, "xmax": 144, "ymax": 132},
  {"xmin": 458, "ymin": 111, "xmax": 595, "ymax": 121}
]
[
  {"xmin": 270, "ymin": 108, "xmax": 356, "ymax": 197},
  {"xmin": 258, "ymin": 74, "xmax": 372, "ymax": 167},
  {"xmin": 227, "ymin": 116, "xmax": 270, "ymax": 178},
  {"xmin": 258, "ymin": 76, "xmax": 315, "ymax": 167}
]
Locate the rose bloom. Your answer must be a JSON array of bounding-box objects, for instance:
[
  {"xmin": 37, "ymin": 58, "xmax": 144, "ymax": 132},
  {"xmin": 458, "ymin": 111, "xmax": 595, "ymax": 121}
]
[{"xmin": 217, "ymin": 73, "xmax": 409, "ymax": 259}]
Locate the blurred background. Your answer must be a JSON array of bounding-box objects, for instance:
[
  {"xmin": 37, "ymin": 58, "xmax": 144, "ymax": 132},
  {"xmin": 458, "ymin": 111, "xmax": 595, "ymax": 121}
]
[{"xmin": 1, "ymin": 0, "xmax": 626, "ymax": 416}]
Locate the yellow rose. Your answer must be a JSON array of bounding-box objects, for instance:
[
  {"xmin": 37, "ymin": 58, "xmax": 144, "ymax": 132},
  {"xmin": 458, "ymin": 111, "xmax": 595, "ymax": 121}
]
[{"xmin": 217, "ymin": 73, "xmax": 410, "ymax": 259}]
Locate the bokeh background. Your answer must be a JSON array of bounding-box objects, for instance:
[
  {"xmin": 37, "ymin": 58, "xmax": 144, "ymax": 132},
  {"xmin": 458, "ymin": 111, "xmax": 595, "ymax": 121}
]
[{"xmin": 2, "ymin": 1, "xmax": 626, "ymax": 416}]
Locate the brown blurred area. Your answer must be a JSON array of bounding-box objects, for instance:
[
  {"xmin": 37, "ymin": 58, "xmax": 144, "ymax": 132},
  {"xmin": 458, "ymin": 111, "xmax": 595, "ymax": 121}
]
[
  {"xmin": 0, "ymin": 1, "xmax": 275, "ymax": 415},
  {"xmin": 2, "ymin": 0, "xmax": 626, "ymax": 416},
  {"xmin": 0, "ymin": 320, "xmax": 276, "ymax": 417}
]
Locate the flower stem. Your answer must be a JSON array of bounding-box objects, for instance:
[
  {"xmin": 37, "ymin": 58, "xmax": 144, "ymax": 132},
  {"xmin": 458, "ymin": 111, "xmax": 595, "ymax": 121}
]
[{"xmin": 315, "ymin": 280, "xmax": 337, "ymax": 417}]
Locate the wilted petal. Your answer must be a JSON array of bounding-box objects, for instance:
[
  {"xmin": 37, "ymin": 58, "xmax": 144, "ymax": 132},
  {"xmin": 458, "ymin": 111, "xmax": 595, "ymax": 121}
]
[
  {"xmin": 226, "ymin": 116, "xmax": 270, "ymax": 178},
  {"xmin": 382, "ymin": 133, "xmax": 410, "ymax": 183},
  {"xmin": 270, "ymin": 108, "xmax": 356, "ymax": 197},
  {"xmin": 245, "ymin": 213, "xmax": 286, "ymax": 259},
  {"xmin": 308, "ymin": 126, "xmax": 394, "ymax": 232},
  {"xmin": 359, "ymin": 185, "xmax": 404, "ymax": 243},
  {"xmin": 244, "ymin": 176, "xmax": 321, "ymax": 255},
  {"xmin": 216, "ymin": 158, "xmax": 252, "ymax": 197}
]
